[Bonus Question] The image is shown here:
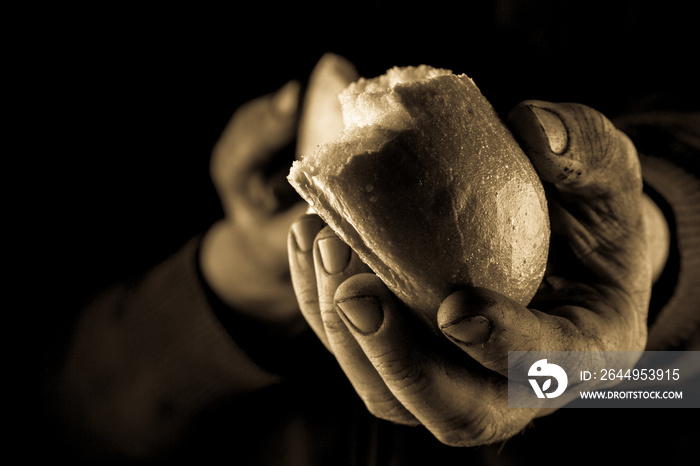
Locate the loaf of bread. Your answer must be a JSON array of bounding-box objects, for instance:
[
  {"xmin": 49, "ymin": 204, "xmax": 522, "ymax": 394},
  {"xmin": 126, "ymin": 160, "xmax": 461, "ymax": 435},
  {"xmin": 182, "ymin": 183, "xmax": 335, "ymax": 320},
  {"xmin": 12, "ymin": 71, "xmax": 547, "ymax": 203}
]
[{"xmin": 289, "ymin": 63, "xmax": 550, "ymax": 326}]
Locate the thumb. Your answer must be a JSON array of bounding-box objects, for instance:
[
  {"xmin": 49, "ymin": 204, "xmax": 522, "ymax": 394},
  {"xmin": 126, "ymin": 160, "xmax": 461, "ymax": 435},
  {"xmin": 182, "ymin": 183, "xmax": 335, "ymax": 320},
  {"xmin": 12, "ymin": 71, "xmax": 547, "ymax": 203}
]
[
  {"xmin": 507, "ymin": 100, "xmax": 642, "ymax": 202},
  {"xmin": 508, "ymin": 101, "xmax": 649, "ymax": 288}
]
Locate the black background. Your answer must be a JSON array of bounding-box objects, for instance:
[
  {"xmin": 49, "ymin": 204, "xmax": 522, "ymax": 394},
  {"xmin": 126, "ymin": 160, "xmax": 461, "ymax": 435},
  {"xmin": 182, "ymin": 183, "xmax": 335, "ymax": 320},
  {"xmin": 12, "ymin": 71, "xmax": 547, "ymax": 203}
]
[
  {"xmin": 25, "ymin": 0, "xmax": 698, "ymax": 304},
  {"xmin": 13, "ymin": 0, "xmax": 698, "ymax": 462}
]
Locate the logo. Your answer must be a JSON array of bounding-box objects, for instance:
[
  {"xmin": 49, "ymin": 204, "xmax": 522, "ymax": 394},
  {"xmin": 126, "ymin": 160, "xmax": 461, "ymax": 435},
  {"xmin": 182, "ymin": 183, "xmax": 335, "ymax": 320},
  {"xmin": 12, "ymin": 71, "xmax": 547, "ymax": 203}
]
[{"xmin": 528, "ymin": 359, "xmax": 568, "ymax": 398}]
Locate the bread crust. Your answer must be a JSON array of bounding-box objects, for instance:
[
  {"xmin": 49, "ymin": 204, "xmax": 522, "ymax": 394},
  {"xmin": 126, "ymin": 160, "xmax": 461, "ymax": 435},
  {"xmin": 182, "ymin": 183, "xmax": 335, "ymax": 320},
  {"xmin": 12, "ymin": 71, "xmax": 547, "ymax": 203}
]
[{"xmin": 289, "ymin": 68, "xmax": 549, "ymax": 327}]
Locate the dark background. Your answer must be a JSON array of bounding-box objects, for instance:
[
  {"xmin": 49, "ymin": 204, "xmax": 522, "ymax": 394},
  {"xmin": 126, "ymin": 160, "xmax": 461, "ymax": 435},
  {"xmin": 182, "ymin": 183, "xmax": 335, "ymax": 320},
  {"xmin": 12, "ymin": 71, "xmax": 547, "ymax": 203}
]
[
  {"xmin": 15, "ymin": 0, "xmax": 698, "ymax": 461},
  {"xmin": 30, "ymin": 0, "xmax": 698, "ymax": 305}
]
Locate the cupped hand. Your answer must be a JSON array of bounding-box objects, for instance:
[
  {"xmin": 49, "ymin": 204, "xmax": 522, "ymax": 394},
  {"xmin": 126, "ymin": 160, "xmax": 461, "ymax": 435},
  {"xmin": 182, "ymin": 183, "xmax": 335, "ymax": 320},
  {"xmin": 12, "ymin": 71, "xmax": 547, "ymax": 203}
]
[
  {"xmin": 288, "ymin": 101, "xmax": 653, "ymax": 446},
  {"xmin": 201, "ymin": 81, "xmax": 309, "ymax": 322}
]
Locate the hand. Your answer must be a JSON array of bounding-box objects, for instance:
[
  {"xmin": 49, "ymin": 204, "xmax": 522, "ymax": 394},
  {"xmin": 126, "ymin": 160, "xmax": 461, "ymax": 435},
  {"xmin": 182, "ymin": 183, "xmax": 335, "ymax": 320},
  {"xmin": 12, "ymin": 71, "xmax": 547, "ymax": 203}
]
[
  {"xmin": 288, "ymin": 101, "xmax": 653, "ymax": 446},
  {"xmin": 201, "ymin": 81, "xmax": 309, "ymax": 322}
]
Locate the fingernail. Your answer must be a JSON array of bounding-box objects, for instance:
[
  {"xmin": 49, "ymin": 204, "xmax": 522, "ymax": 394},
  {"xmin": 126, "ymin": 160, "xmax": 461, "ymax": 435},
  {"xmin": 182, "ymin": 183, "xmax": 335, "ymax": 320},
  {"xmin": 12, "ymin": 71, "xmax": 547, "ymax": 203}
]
[
  {"xmin": 527, "ymin": 104, "xmax": 568, "ymax": 154},
  {"xmin": 291, "ymin": 215, "xmax": 323, "ymax": 252},
  {"xmin": 440, "ymin": 315, "xmax": 492, "ymax": 346},
  {"xmin": 318, "ymin": 235, "xmax": 351, "ymax": 274},
  {"xmin": 273, "ymin": 80, "xmax": 300, "ymax": 116},
  {"xmin": 336, "ymin": 296, "xmax": 384, "ymax": 335}
]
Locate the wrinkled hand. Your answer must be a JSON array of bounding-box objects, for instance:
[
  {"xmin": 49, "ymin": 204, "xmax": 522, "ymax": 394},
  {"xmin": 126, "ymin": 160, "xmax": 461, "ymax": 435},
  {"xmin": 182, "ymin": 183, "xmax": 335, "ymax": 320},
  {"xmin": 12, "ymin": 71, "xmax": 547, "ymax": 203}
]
[
  {"xmin": 201, "ymin": 81, "xmax": 309, "ymax": 322},
  {"xmin": 288, "ymin": 101, "xmax": 652, "ymax": 446}
]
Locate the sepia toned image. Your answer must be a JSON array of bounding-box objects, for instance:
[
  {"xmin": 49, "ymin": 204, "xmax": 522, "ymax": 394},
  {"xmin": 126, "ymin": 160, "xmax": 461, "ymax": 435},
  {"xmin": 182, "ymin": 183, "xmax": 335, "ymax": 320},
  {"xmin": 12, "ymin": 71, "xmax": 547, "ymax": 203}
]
[{"xmin": 25, "ymin": 1, "xmax": 699, "ymax": 464}]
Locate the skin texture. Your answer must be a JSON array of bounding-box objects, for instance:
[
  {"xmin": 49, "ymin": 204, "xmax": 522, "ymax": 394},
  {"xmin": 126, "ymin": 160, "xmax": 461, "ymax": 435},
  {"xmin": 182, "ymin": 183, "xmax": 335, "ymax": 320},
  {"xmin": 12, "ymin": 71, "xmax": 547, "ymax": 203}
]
[
  {"xmin": 288, "ymin": 101, "xmax": 652, "ymax": 446},
  {"xmin": 197, "ymin": 74, "xmax": 656, "ymax": 447}
]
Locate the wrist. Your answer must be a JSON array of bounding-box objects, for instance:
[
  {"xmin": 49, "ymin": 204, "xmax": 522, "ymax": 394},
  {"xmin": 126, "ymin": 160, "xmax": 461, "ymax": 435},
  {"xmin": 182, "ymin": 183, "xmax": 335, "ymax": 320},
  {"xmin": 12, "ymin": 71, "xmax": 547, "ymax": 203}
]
[{"xmin": 199, "ymin": 220, "xmax": 300, "ymax": 323}]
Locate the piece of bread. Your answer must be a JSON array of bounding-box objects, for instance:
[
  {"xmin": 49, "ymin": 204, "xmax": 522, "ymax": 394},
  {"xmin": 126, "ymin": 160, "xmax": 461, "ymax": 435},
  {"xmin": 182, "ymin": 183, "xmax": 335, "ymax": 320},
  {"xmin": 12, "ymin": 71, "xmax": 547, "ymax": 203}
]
[{"xmin": 289, "ymin": 63, "xmax": 550, "ymax": 327}]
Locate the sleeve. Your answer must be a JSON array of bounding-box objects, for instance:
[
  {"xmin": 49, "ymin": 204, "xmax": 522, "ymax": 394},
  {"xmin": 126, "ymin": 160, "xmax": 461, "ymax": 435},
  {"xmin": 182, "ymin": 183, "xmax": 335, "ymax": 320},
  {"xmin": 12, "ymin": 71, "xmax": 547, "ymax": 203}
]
[
  {"xmin": 617, "ymin": 110, "xmax": 700, "ymax": 351},
  {"xmin": 50, "ymin": 237, "xmax": 285, "ymax": 459}
]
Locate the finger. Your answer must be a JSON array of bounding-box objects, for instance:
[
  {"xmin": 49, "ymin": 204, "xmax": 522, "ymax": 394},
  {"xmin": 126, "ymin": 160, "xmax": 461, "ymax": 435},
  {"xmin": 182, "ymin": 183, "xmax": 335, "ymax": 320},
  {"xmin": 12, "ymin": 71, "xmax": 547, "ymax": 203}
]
[
  {"xmin": 288, "ymin": 214, "xmax": 329, "ymax": 350},
  {"xmin": 312, "ymin": 230, "xmax": 418, "ymax": 425},
  {"xmin": 212, "ymin": 80, "xmax": 301, "ymax": 214},
  {"xmin": 313, "ymin": 227, "xmax": 374, "ymax": 324},
  {"xmin": 437, "ymin": 286, "xmax": 645, "ymax": 377},
  {"xmin": 335, "ymin": 275, "xmax": 537, "ymax": 446}
]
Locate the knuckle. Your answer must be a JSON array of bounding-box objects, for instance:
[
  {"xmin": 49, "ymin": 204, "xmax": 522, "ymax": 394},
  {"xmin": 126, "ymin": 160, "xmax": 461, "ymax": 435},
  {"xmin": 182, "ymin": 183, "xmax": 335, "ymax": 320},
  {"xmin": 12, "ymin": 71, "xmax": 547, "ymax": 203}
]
[
  {"xmin": 432, "ymin": 410, "xmax": 502, "ymax": 447},
  {"xmin": 370, "ymin": 352, "xmax": 427, "ymax": 394},
  {"xmin": 432, "ymin": 405, "xmax": 528, "ymax": 447},
  {"xmin": 320, "ymin": 307, "xmax": 349, "ymax": 335},
  {"xmin": 294, "ymin": 286, "xmax": 319, "ymax": 311},
  {"xmin": 363, "ymin": 397, "xmax": 419, "ymax": 426}
]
